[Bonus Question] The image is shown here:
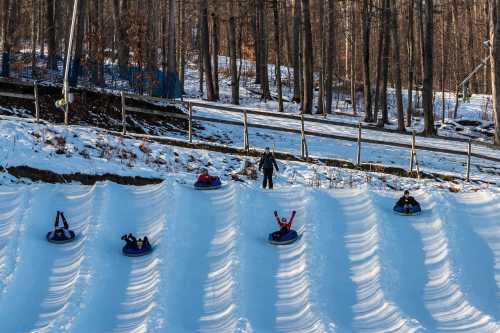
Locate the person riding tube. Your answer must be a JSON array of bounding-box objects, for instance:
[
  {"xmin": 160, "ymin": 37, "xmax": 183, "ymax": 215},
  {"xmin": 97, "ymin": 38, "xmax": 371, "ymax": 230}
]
[
  {"xmin": 393, "ymin": 190, "xmax": 421, "ymax": 215},
  {"xmin": 268, "ymin": 210, "xmax": 299, "ymax": 245},
  {"xmin": 194, "ymin": 169, "xmax": 222, "ymax": 190},
  {"xmin": 122, "ymin": 233, "xmax": 153, "ymax": 257},
  {"xmin": 47, "ymin": 211, "xmax": 75, "ymax": 244}
]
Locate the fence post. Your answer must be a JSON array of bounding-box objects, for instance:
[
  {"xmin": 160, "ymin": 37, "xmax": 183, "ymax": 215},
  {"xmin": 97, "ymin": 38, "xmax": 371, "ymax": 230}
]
[
  {"xmin": 34, "ymin": 81, "xmax": 40, "ymax": 123},
  {"xmin": 466, "ymin": 138, "xmax": 472, "ymax": 182},
  {"xmin": 64, "ymin": 104, "xmax": 69, "ymax": 126},
  {"xmin": 356, "ymin": 123, "xmax": 362, "ymax": 166},
  {"xmin": 121, "ymin": 92, "xmax": 126, "ymax": 135},
  {"xmin": 409, "ymin": 131, "xmax": 415, "ymax": 173},
  {"xmin": 243, "ymin": 110, "xmax": 249, "ymax": 152},
  {"xmin": 188, "ymin": 102, "xmax": 193, "ymax": 143},
  {"xmin": 301, "ymin": 113, "xmax": 306, "ymax": 158}
]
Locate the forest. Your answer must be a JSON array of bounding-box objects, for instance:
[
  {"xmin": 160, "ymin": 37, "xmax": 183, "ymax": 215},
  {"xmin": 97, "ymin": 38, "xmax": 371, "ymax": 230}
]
[{"xmin": 1, "ymin": 0, "xmax": 500, "ymax": 144}]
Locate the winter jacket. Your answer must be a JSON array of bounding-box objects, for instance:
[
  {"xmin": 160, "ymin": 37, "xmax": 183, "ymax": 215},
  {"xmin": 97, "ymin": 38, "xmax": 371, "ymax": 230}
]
[
  {"xmin": 198, "ymin": 174, "xmax": 217, "ymax": 184},
  {"xmin": 259, "ymin": 152, "xmax": 279, "ymax": 171},
  {"xmin": 274, "ymin": 210, "xmax": 296, "ymax": 232},
  {"xmin": 396, "ymin": 196, "xmax": 418, "ymax": 207}
]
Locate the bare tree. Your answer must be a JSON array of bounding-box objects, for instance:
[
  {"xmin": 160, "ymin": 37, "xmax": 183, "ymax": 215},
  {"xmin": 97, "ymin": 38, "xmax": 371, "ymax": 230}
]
[
  {"xmin": 301, "ymin": 0, "xmax": 314, "ymax": 114},
  {"xmin": 490, "ymin": 0, "xmax": 500, "ymax": 144},
  {"xmin": 324, "ymin": 0, "xmax": 336, "ymax": 114},
  {"xmin": 228, "ymin": 0, "xmax": 239, "ymax": 104},
  {"xmin": 211, "ymin": 13, "xmax": 220, "ymax": 99},
  {"xmin": 390, "ymin": 1, "xmax": 405, "ymax": 131},
  {"xmin": 199, "ymin": 0, "xmax": 216, "ymax": 101},
  {"xmin": 46, "ymin": 0, "xmax": 57, "ymax": 70},
  {"xmin": 362, "ymin": 0, "xmax": 373, "ymax": 122},
  {"xmin": 406, "ymin": 0, "xmax": 415, "ymax": 127},
  {"xmin": 273, "ymin": 0, "xmax": 284, "ymax": 112},
  {"xmin": 422, "ymin": 0, "xmax": 436, "ymax": 135},
  {"xmin": 292, "ymin": 0, "xmax": 302, "ymax": 102}
]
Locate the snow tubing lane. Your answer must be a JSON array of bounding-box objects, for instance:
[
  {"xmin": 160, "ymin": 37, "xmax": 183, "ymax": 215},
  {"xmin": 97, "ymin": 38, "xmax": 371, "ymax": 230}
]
[
  {"xmin": 393, "ymin": 203, "xmax": 421, "ymax": 216},
  {"xmin": 194, "ymin": 178, "xmax": 222, "ymax": 191},
  {"xmin": 46, "ymin": 230, "xmax": 76, "ymax": 244},
  {"xmin": 268, "ymin": 230, "xmax": 299, "ymax": 245},
  {"xmin": 122, "ymin": 244, "xmax": 153, "ymax": 257}
]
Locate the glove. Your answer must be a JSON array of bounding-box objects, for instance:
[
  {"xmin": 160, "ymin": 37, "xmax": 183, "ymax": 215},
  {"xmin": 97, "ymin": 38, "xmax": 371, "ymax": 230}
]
[
  {"xmin": 292, "ymin": 210, "xmax": 296, "ymax": 214},
  {"xmin": 274, "ymin": 211, "xmax": 278, "ymax": 216}
]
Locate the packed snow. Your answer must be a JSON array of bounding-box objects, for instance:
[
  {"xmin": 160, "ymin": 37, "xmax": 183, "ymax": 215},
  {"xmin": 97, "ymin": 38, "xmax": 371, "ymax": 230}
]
[{"xmin": 0, "ymin": 181, "xmax": 499, "ymax": 332}]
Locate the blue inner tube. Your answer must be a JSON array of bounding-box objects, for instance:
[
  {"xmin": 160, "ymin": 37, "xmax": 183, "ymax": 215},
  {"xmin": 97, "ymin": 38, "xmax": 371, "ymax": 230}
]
[
  {"xmin": 268, "ymin": 230, "xmax": 299, "ymax": 245},
  {"xmin": 123, "ymin": 243, "xmax": 153, "ymax": 257},
  {"xmin": 194, "ymin": 177, "xmax": 222, "ymax": 190},
  {"xmin": 46, "ymin": 230, "xmax": 76, "ymax": 244},
  {"xmin": 393, "ymin": 203, "xmax": 422, "ymax": 215}
]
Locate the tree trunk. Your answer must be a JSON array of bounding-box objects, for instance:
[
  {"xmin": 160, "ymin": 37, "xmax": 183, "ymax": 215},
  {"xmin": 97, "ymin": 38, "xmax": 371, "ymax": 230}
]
[
  {"xmin": 200, "ymin": 0, "xmax": 216, "ymax": 101},
  {"xmin": 301, "ymin": 0, "xmax": 313, "ymax": 114},
  {"xmin": 69, "ymin": 0, "xmax": 86, "ymax": 87},
  {"xmin": 292, "ymin": 0, "xmax": 301, "ymax": 102},
  {"xmin": 380, "ymin": 0, "xmax": 390, "ymax": 125},
  {"xmin": 362, "ymin": 0, "xmax": 373, "ymax": 122},
  {"xmin": 177, "ymin": 0, "xmax": 185, "ymax": 93},
  {"xmin": 406, "ymin": 0, "xmax": 415, "ymax": 127},
  {"xmin": 117, "ymin": 0, "xmax": 129, "ymax": 79},
  {"xmin": 317, "ymin": 0, "xmax": 325, "ymax": 115},
  {"xmin": 31, "ymin": 0, "xmax": 37, "ymax": 78},
  {"xmin": 228, "ymin": 0, "xmax": 239, "ymax": 104},
  {"xmin": 490, "ymin": 0, "xmax": 500, "ymax": 144},
  {"xmin": 349, "ymin": 1, "xmax": 357, "ymax": 115},
  {"xmin": 258, "ymin": 0, "xmax": 271, "ymax": 100},
  {"xmin": 273, "ymin": 0, "xmax": 284, "ymax": 112},
  {"xmin": 324, "ymin": 0, "xmax": 336, "ymax": 114},
  {"xmin": 252, "ymin": 7, "xmax": 261, "ymax": 84},
  {"xmin": 46, "ymin": 0, "xmax": 57, "ymax": 70},
  {"xmin": 0, "ymin": 0, "xmax": 16, "ymax": 77},
  {"xmin": 390, "ymin": 1, "xmax": 405, "ymax": 131},
  {"xmin": 422, "ymin": 0, "xmax": 435, "ymax": 136},
  {"xmin": 211, "ymin": 13, "xmax": 220, "ymax": 99},
  {"xmin": 374, "ymin": 0, "xmax": 385, "ymax": 122},
  {"xmin": 167, "ymin": 0, "xmax": 176, "ymax": 75}
]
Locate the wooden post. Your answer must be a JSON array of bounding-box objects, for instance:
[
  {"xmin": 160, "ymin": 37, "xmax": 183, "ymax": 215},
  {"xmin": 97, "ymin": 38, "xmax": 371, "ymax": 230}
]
[
  {"xmin": 243, "ymin": 110, "xmax": 249, "ymax": 152},
  {"xmin": 188, "ymin": 102, "xmax": 193, "ymax": 143},
  {"xmin": 409, "ymin": 131, "xmax": 416, "ymax": 173},
  {"xmin": 356, "ymin": 123, "xmax": 362, "ymax": 166},
  {"xmin": 34, "ymin": 81, "xmax": 40, "ymax": 122},
  {"xmin": 121, "ymin": 92, "xmax": 126, "ymax": 135},
  {"xmin": 64, "ymin": 104, "xmax": 69, "ymax": 126},
  {"xmin": 301, "ymin": 113, "xmax": 306, "ymax": 158},
  {"xmin": 466, "ymin": 138, "xmax": 472, "ymax": 182}
]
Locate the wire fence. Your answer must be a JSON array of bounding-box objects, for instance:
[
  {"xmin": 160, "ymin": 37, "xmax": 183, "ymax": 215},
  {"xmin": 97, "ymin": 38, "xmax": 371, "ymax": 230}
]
[{"xmin": 0, "ymin": 51, "xmax": 181, "ymax": 98}]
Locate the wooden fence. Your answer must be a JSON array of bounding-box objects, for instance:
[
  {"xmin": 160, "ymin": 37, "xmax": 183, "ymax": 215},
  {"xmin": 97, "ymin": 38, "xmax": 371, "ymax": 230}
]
[{"xmin": 1, "ymin": 84, "xmax": 499, "ymax": 182}]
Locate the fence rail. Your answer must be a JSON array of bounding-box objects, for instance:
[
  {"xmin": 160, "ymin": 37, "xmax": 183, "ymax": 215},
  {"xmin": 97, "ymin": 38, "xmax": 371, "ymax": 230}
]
[{"xmin": 0, "ymin": 83, "xmax": 499, "ymax": 182}]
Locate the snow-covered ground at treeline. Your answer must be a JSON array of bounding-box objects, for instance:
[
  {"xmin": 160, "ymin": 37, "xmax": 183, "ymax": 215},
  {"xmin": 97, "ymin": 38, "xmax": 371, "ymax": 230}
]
[{"xmin": 0, "ymin": 180, "xmax": 499, "ymax": 332}]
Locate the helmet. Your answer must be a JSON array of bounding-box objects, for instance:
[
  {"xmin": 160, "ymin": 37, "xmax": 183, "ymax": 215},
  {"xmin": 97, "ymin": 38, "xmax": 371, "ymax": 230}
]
[
  {"xmin": 265, "ymin": 147, "xmax": 270, "ymax": 152},
  {"xmin": 281, "ymin": 217, "xmax": 287, "ymax": 223},
  {"xmin": 404, "ymin": 190, "xmax": 410, "ymax": 196}
]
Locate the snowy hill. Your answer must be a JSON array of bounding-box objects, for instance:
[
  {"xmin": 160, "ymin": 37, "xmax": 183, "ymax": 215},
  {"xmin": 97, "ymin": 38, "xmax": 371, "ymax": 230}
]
[{"xmin": 0, "ymin": 180, "xmax": 499, "ymax": 332}]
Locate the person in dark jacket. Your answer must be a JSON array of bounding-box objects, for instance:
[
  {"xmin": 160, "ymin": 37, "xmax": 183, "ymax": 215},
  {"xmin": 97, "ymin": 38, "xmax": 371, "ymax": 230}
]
[
  {"xmin": 258, "ymin": 147, "xmax": 279, "ymax": 189},
  {"xmin": 396, "ymin": 190, "xmax": 418, "ymax": 208},
  {"xmin": 121, "ymin": 233, "xmax": 138, "ymax": 248}
]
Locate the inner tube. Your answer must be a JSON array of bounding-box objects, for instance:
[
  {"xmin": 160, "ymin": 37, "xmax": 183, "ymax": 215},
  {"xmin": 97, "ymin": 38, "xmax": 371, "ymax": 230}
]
[
  {"xmin": 122, "ymin": 243, "xmax": 153, "ymax": 257},
  {"xmin": 268, "ymin": 230, "xmax": 299, "ymax": 245},
  {"xmin": 393, "ymin": 203, "xmax": 422, "ymax": 216},
  {"xmin": 194, "ymin": 177, "xmax": 222, "ymax": 190},
  {"xmin": 46, "ymin": 230, "xmax": 76, "ymax": 244}
]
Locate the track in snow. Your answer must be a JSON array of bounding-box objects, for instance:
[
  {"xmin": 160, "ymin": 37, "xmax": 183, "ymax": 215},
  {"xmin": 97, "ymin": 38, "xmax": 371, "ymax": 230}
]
[{"xmin": 0, "ymin": 180, "xmax": 498, "ymax": 333}]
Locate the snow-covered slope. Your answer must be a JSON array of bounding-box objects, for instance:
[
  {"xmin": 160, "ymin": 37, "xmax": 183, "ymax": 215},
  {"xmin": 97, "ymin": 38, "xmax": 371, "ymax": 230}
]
[{"xmin": 0, "ymin": 179, "xmax": 498, "ymax": 332}]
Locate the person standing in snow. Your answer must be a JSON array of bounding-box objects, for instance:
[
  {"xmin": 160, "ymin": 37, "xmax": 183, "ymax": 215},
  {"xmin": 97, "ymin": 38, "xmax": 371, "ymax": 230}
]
[{"xmin": 258, "ymin": 147, "xmax": 279, "ymax": 189}]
